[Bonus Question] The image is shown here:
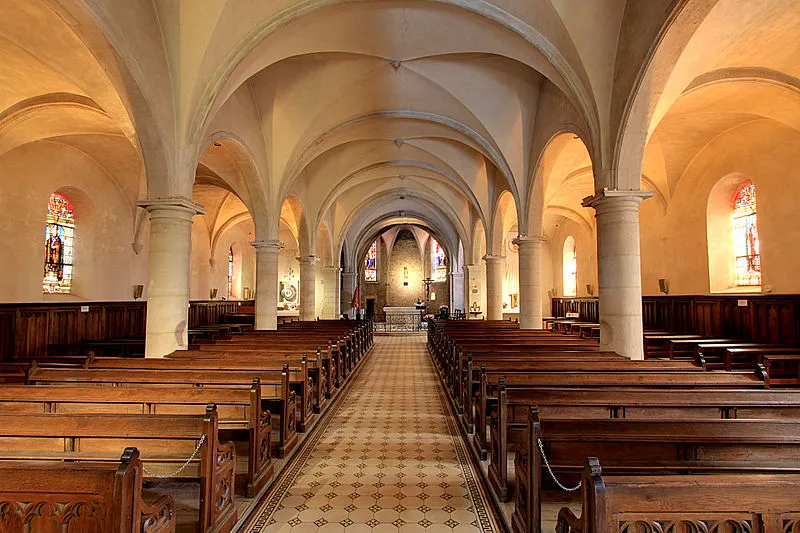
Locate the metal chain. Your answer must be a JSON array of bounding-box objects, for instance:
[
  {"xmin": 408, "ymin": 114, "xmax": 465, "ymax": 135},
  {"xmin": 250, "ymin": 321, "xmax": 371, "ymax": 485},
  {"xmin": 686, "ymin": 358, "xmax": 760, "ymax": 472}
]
[
  {"xmin": 142, "ymin": 435, "xmax": 206, "ymax": 480},
  {"xmin": 537, "ymin": 438, "xmax": 581, "ymax": 492}
]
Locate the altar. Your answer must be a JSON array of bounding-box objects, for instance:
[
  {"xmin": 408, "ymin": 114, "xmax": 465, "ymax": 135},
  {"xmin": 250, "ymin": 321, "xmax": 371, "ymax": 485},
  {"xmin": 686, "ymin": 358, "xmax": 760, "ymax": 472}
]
[{"xmin": 381, "ymin": 306, "xmax": 423, "ymax": 332}]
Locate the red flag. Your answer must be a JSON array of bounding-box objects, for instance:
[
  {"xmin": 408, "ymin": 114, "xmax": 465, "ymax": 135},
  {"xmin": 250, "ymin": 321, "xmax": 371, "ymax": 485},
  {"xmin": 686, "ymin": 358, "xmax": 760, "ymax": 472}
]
[{"xmin": 350, "ymin": 285, "xmax": 360, "ymax": 309}]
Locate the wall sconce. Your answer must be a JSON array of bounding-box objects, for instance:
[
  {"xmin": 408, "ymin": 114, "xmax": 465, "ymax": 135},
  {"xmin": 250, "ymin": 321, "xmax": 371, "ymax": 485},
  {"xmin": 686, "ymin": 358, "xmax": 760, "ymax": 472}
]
[
  {"xmin": 403, "ymin": 266, "xmax": 409, "ymax": 286},
  {"xmin": 133, "ymin": 284, "xmax": 144, "ymax": 301},
  {"xmin": 658, "ymin": 278, "xmax": 670, "ymax": 295},
  {"xmin": 210, "ymin": 288, "xmax": 218, "ymax": 300}
]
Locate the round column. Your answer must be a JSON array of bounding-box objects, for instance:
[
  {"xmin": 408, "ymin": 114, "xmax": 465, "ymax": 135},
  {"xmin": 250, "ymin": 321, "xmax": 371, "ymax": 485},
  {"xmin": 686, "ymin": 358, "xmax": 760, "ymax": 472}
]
[
  {"xmin": 298, "ymin": 256, "xmax": 319, "ymax": 321},
  {"xmin": 583, "ymin": 188, "xmax": 653, "ymax": 359},
  {"xmin": 341, "ymin": 270, "xmax": 357, "ymax": 316},
  {"xmin": 450, "ymin": 270, "xmax": 465, "ymax": 312},
  {"xmin": 137, "ymin": 198, "xmax": 205, "ymax": 358},
  {"xmin": 321, "ymin": 266, "xmax": 341, "ymax": 319},
  {"xmin": 483, "ymin": 255, "xmax": 505, "ymax": 321},
  {"xmin": 514, "ymin": 235, "xmax": 545, "ymax": 329},
  {"xmin": 251, "ymin": 240, "xmax": 283, "ymax": 330}
]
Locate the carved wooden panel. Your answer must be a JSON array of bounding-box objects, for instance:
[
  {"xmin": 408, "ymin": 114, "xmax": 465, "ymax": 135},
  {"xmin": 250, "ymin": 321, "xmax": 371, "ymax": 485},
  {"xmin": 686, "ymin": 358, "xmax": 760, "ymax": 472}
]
[{"xmin": 0, "ymin": 499, "xmax": 108, "ymax": 533}]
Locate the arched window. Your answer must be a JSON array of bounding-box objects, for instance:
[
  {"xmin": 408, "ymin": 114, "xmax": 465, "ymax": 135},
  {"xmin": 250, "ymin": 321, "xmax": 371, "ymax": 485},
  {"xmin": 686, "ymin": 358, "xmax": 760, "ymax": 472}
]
[
  {"xmin": 733, "ymin": 182, "xmax": 761, "ymax": 286},
  {"xmin": 431, "ymin": 238, "xmax": 447, "ymax": 282},
  {"xmin": 364, "ymin": 240, "xmax": 377, "ymax": 282},
  {"xmin": 562, "ymin": 236, "xmax": 577, "ymax": 297},
  {"xmin": 43, "ymin": 193, "xmax": 75, "ymax": 294},
  {"xmin": 227, "ymin": 247, "xmax": 234, "ymax": 298}
]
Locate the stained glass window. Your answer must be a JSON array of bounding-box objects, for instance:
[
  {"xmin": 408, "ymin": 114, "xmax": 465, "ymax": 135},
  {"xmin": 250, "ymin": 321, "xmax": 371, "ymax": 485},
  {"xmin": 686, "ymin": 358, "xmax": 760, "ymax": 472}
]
[
  {"xmin": 43, "ymin": 193, "xmax": 75, "ymax": 294},
  {"xmin": 733, "ymin": 182, "xmax": 761, "ymax": 286},
  {"xmin": 563, "ymin": 236, "xmax": 577, "ymax": 297},
  {"xmin": 364, "ymin": 240, "xmax": 377, "ymax": 282},
  {"xmin": 227, "ymin": 247, "xmax": 234, "ymax": 298},
  {"xmin": 432, "ymin": 239, "xmax": 447, "ymax": 282}
]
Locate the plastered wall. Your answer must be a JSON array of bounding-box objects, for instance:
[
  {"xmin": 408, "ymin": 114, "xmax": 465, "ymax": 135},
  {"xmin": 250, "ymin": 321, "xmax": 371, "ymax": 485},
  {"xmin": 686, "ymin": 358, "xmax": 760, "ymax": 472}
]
[
  {"xmin": 189, "ymin": 219, "xmax": 256, "ymax": 300},
  {"xmin": 0, "ymin": 141, "xmax": 148, "ymax": 303},
  {"xmin": 639, "ymin": 121, "xmax": 800, "ymax": 296}
]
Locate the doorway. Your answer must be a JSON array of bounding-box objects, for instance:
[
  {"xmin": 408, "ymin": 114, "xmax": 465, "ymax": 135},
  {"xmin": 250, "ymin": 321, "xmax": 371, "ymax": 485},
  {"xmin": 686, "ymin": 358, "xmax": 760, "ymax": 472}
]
[{"xmin": 366, "ymin": 298, "xmax": 375, "ymax": 318}]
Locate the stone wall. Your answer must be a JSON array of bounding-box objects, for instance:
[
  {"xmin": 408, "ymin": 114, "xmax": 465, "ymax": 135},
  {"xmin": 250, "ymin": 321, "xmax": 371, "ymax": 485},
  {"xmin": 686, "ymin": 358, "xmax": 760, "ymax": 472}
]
[{"xmin": 360, "ymin": 229, "xmax": 451, "ymax": 314}]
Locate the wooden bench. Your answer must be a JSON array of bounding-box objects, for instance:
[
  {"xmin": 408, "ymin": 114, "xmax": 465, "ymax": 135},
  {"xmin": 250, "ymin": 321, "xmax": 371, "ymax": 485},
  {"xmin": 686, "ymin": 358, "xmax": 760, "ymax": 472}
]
[
  {"xmin": 513, "ymin": 408, "xmax": 800, "ymax": 533},
  {"xmin": 88, "ymin": 352, "xmax": 330, "ymax": 417},
  {"xmin": 458, "ymin": 358, "xmax": 699, "ymax": 432},
  {"xmin": 556, "ymin": 458, "xmax": 800, "ymax": 533},
  {"xmin": 472, "ymin": 368, "xmax": 765, "ymax": 456},
  {"xmin": 26, "ymin": 365, "xmax": 299, "ymax": 458},
  {"xmin": 0, "ymin": 405, "xmax": 236, "ymax": 533},
  {"xmin": 489, "ymin": 387, "xmax": 800, "ymax": 514},
  {"xmin": 0, "ymin": 447, "xmax": 175, "ymax": 533},
  {"xmin": 0, "ymin": 382, "xmax": 274, "ymax": 497},
  {"xmin": 758, "ymin": 353, "xmax": 800, "ymax": 387}
]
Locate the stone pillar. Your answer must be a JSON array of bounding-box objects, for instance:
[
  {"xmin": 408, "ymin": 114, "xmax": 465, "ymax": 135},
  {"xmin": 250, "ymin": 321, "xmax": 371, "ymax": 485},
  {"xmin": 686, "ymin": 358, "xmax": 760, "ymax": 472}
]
[
  {"xmin": 137, "ymin": 198, "xmax": 205, "ymax": 358},
  {"xmin": 298, "ymin": 255, "xmax": 319, "ymax": 321},
  {"xmin": 582, "ymin": 188, "xmax": 653, "ymax": 359},
  {"xmin": 341, "ymin": 270, "xmax": 357, "ymax": 316},
  {"xmin": 251, "ymin": 240, "xmax": 283, "ymax": 330},
  {"xmin": 483, "ymin": 255, "xmax": 504, "ymax": 321},
  {"xmin": 450, "ymin": 270, "xmax": 465, "ymax": 312},
  {"xmin": 514, "ymin": 235, "xmax": 545, "ymax": 330},
  {"xmin": 321, "ymin": 266, "xmax": 340, "ymax": 319}
]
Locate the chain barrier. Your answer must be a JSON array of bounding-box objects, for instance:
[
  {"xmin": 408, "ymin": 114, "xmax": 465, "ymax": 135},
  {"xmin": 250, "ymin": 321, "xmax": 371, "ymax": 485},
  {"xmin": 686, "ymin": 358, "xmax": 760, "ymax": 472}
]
[
  {"xmin": 142, "ymin": 435, "xmax": 206, "ymax": 479},
  {"xmin": 537, "ymin": 438, "xmax": 581, "ymax": 492}
]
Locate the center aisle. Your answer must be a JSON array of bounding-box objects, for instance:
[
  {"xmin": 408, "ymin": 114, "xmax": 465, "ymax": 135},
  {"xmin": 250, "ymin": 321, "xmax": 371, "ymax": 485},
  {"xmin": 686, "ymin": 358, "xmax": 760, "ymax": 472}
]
[{"xmin": 241, "ymin": 334, "xmax": 500, "ymax": 533}]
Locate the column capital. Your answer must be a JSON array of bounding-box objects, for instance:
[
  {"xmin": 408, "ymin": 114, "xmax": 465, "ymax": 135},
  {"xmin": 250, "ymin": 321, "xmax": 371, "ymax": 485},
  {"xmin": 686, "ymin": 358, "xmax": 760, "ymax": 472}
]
[
  {"xmin": 342, "ymin": 270, "xmax": 357, "ymax": 278},
  {"xmin": 250, "ymin": 239, "xmax": 284, "ymax": 252},
  {"xmin": 512, "ymin": 234, "xmax": 546, "ymax": 247},
  {"xmin": 581, "ymin": 188, "xmax": 654, "ymax": 212},
  {"xmin": 137, "ymin": 196, "xmax": 206, "ymax": 220},
  {"xmin": 482, "ymin": 254, "xmax": 505, "ymax": 264},
  {"xmin": 297, "ymin": 255, "xmax": 320, "ymax": 266}
]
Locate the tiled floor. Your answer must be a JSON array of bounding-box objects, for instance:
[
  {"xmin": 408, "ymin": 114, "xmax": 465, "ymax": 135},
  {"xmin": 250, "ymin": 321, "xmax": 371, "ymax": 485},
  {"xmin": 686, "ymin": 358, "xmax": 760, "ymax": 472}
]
[{"xmin": 240, "ymin": 334, "xmax": 500, "ymax": 532}]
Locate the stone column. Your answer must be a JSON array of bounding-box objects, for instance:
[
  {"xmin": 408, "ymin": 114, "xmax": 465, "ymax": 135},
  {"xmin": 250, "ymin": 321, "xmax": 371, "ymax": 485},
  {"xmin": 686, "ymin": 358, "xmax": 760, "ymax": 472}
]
[
  {"xmin": 483, "ymin": 255, "xmax": 505, "ymax": 320},
  {"xmin": 341, "ymin": 270, "xmax": 357, "ymax": 316},
  {"xmin": 321, "ymin": 266, "xmax": 340, "ymax": 319},
  {"xmin": 298, "ymin": 255, "xmax": 319, "ymax": 321},
  {"xmin": 137, "ymin": 198, "xmax": 205, "ymax": 358},
  {"xmin": 582, "ymin": 188, "xmax": 653, "ymax": 359},
  {"xmin": 251, "ymin": 240, "xmax": 283, "ymax": 330},
  {"xmin": 450, "ymin": 270, "xmax": 465, "ymax": 312},
  {"xmin": 514, "ymin": 235, "xmax": 545, "ymax": 329}
]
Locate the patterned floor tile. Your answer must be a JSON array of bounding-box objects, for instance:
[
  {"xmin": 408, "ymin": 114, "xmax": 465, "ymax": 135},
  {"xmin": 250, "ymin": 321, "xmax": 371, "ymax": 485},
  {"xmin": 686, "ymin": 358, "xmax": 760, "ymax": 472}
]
[{"xmin": 240, "ymin": 335, "xmax": 498, "ymax": 532}]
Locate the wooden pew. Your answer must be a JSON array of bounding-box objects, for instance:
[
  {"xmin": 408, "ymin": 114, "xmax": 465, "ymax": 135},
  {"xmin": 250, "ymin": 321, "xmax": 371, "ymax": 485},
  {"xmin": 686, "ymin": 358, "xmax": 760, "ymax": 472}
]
[
  {"xmin": 513, "ymin": 408, "xmax": 800, "ymax": 533},
  {"xmin": 458, "ymin": 357, "xmax": 698, "ymax": 432},
  {"xmin": 26, "ymin": 365, "xmax": 299, "ymax": 458},
  {"xmin": 88, "ymin": 352, "xmax": 329, "ymax": 417},
  {"xmin": 0, "ymin": 382, "xmax": 274, "ymax": 497},
  {"xmin": 473, "ymin": 369, "xmax": 764, "ymax": 460},
  {"xmin": 0, "ymin": 447, "xmax": 175, "ymax": 533},
  {"xmin": 642, "ymin": 334, "xmax": 701, "ymax": 358},
  {"xmin": 556, "ymin": 458, "xmax": 800, "ymax": 533},
  {"xmin": 0, "ymin": 405, "xmax": 236, "ymax": 533},
  {"xmin": 491, "ymin": 386, "xmax": 800, "ymax": 513},
  {"xmin": 175, "ymin": 347, "xmax": 334, "ymax": 406},
  {"xmin": 758, "ymin": 353, "xmax": 800, "ymax": 388}
]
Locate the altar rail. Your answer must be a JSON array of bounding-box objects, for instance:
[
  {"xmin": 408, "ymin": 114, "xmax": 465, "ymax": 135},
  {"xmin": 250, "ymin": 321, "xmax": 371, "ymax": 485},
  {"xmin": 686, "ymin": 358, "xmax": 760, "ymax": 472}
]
[
  {"xmin": 0, "ymin": 300, "xmax": 254, "ymax": 360},
  {"xmin": 552, "ymin": 294, "xmax": 800, "ymax": 346}
]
